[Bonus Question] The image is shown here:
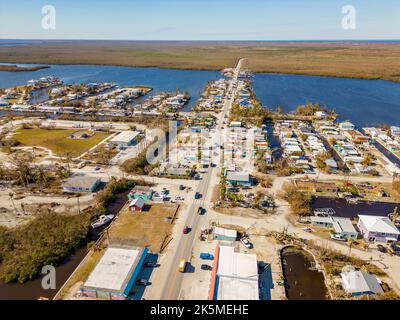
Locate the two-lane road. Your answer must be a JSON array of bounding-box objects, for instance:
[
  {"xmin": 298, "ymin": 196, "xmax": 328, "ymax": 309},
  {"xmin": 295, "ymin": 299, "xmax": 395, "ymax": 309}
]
[{"xmin": 159, "ymin": 59, "xmax": 244, "ymax": 300}]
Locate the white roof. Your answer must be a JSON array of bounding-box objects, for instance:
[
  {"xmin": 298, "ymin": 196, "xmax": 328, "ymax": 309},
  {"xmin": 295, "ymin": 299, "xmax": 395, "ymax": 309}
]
[
  {"xmin": 129, "ymin": 198, "xmax": 145, "ymax": 208},
  {"xmin": 226, "ymin": 171, "xmax": 250, "ymax": 182},
  {"xmin": 332, "ymin": 217, "xmax": 358, "ymax": 234},
  {"xmin": 341, "ymin": 271, "xmax": 383, "ymax": 295},
  {"xmin": 358, "ymin": 215, "xmax": 400, "ymax": 235},
  {"xmin": 84, "ymin": 247, "xmax": 141, "ymax": 292},
  {"xmin": 216, "ymin": 246, "xmax": 258, "ymax": 300},
  {"xmin": 214, "ymin": 227, "xmax": 237, "ymax": 238},
  {"xmin": 110, "ymin": 131, "xmax": 139, "ymax": 143}
]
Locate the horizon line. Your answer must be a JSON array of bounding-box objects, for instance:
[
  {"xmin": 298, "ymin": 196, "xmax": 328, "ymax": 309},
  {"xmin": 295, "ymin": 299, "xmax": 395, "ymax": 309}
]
[{"xmin": 1, "ymin": 38, "xmax": 400, "ymax": 42}]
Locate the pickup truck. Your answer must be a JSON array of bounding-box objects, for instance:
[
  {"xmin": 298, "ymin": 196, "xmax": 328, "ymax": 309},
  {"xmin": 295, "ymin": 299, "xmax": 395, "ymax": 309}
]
[{"xmin": 178, "ymin": 259, "xmax": 187, "ymax": 273}]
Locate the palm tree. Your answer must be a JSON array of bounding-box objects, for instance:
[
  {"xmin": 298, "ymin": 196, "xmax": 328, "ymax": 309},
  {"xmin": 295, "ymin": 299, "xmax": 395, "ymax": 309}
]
[{"xmin": 347, "ymin": 238, "xmax": 355, "ymax": 260}]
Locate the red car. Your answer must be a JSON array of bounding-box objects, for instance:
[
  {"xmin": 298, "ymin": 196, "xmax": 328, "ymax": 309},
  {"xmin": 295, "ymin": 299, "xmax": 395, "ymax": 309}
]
[{"xmin": 183, "ymin": 226, "xmax": 190, "ymax": 234}]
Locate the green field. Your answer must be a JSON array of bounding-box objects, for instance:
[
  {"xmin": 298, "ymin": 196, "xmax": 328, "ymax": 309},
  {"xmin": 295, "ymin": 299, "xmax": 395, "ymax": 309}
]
[
  {"xmin": 1, "ymin": 41, "xmax": 400, "ymax": 82},
  {"xmin": 14, "ymin": 128, "xmax": 110, "ymax": 157}
]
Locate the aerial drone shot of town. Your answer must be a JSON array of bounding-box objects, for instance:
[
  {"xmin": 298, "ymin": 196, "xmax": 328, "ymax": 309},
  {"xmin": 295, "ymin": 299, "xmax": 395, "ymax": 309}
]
[{"xmin": 1, "ymin": 0, "xmax": 400, "ymax": 314}]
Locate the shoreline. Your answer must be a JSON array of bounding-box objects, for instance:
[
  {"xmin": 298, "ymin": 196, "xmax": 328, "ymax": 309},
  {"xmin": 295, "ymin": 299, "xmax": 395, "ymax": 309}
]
[
  {"xmin": 1, "ymin": 60, "xmax": 399, "ymax": 84},
  {"xmin": 0, "ymin": 65, "xmax": 49, "ymax": 72}
]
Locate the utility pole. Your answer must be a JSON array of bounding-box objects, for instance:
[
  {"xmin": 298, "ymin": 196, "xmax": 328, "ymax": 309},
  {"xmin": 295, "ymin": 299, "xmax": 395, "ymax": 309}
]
[
  {"xmin": 77, "ymin": 195, "xmax": 81, "ymax": 214},
  {"xmin": 9, "ymin": 192, "xmax": 17, "ymax": 215}
]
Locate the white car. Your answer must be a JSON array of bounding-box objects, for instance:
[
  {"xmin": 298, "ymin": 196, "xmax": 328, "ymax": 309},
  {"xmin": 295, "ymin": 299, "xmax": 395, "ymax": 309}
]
[
  {"xmin": 331, "ymin": 234, "xmax": 346, "ymax": 242},
  {"xmin": 241, "ymin": 237, "xmax": 253, "ymax": 249}
]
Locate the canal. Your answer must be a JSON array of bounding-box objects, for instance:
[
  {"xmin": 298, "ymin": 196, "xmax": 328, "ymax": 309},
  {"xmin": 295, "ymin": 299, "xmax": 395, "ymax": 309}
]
[
  {"xmin": 0, "ymin": 191, "xmax": 129, "ymax": 300},
  {"xmin": 312, "ymin": 196, "xmax": 399, "ymax": 219},
  {"xmin": 281, "ymin": 246, "xmax": 328, "ymax": 300}
]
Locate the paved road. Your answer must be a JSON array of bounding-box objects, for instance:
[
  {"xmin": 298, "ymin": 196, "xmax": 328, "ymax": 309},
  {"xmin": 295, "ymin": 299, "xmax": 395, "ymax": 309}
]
[{"xmin": 159, "ymin": 59, "xmax": 244, "ymax": 300}]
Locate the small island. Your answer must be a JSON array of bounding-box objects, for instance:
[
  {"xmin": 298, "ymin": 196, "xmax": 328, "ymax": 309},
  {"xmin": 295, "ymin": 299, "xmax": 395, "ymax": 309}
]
[{"xmin": 0, "ymin": 64, "xmax": 49, "ymax": 72}]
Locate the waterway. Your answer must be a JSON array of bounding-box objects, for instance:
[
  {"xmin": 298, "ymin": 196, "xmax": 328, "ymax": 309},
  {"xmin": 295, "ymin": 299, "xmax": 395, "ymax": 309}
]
[
  {"xmin": 312, "ymin": 196, "xmax": 399, "ymax": 219},
  {"xmin": 281, "ymin": 246, "xmax": 328, "ymax": 300},
  {"xmin": 254, "ymin": 73, "xmax": 400, "ymax": 127},
  {"xmin": 0, "ymin": 63, "xmax": 221, "ymax": 111}
]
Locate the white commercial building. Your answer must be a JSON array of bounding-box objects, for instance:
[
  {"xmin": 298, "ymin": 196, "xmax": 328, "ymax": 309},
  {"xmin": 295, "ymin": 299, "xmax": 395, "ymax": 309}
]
[
  {"xmin": 109, "ymin": 131, "xmax": 139, "ymax": 148},
  {"xmin": 210, "ymin": 245, "xmax": 259, "ymax": 300}
]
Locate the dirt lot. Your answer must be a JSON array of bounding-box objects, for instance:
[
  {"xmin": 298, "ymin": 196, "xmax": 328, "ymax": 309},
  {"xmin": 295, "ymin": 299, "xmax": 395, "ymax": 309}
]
[{"xmin": 108, "ymin": 203, "xmax": 180, "ymax": 252}]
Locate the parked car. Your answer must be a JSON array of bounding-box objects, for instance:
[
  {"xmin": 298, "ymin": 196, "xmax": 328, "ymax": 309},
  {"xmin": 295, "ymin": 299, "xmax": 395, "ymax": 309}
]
[
  {"xmin": 241, "ymin": 237, "xmax": 253, "ymax": 249},
  {"xmin": 331, "ymin": 234, "xmax": 346, "ymax": 242},
  {"xmin": 377, "ymin": 244, "xmax": 387, "ymax": 253},
  {"xmin": 144, "ymin": 261, "xmax": 159, "ymax": 268},
  {"xmin": 201, "ymin": 264, "xmax": 212, "ymax": 271},
  {"xmin": 200, "ymin": 253, "xmax": 214, "ymax": 260},
  {"xmin": 136, "ymin": 279, "xmax": 149, "ymax": 286},
  {"xmin": 302, "ymin": 227, "xmax": 314, "ymax": 233}
]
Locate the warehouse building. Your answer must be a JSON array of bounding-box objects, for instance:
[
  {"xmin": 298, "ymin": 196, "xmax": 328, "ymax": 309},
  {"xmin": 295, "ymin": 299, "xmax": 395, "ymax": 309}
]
[
  {"xmin": 109, "ymin": 131, "xmax": 140, "ymax": 148},
  {"xmin": 62, "ymin": 176, "xmax": 102, "ymax": 193},
  {"xmin": 81, "ymin": 246, "xmax": 148, "ymax": 300},
  {"xmin": 209, "ymin": 245, "xmax": 259, "ymax": 300}
]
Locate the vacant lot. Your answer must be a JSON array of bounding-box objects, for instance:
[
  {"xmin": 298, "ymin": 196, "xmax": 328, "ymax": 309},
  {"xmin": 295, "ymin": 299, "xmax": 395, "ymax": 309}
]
[
  {"xmin": 14, "ymin": 128, "xmax": 110, "ymax": 157},
  {"xmin": 1, "ymin": 41, "xmax": 400, "ymax": 82},
  {"xmin": 108, "ymin": 203, "xmax": 179, "ymax": 252}
]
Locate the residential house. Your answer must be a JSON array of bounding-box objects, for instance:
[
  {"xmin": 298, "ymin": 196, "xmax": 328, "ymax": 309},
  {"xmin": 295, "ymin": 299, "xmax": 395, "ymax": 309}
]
[
  {"xmin": 358, "ymin": 215, "xmax": 400, "ymax": 243},
  {"xmin": 129, "ymin": 198, "xmax": 145, "ymax": 212},
  {"xmin": 339, "ymin": 121, "xmax": 356, "ymax": 131},
  {"xmin": 341, "ymin": 271, "xmax": 383, "ymax": 297}
]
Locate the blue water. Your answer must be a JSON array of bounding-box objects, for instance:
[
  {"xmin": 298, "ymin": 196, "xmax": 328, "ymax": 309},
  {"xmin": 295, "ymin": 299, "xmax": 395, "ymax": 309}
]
[
  {"xmin": 0, "ymin": 64, "xmax": 221, "ymax": 110},
  {"xmin": 253, "ymin": 73, "xmax": 400, "ymax": 127}
]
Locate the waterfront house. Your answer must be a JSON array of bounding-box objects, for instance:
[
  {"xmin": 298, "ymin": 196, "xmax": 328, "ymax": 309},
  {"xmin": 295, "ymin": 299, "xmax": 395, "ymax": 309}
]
[
  {"xmin": 311, "ymin": 216, "xmax": 358, "ymax": 239},
  {"xmin": 390, "ymin": 126, "xmax": 400, "ymax": 137},
  {"xmin": 339, "ymin": 121, "xmax": 356, "ymax": 131},
  {"xmin": 129, "ymin": 198, "xmax": 145, "ymax": 212},
  {"xmin": 63, "ymin": 176, "xmax": 101, "ymax": 193},
  {"xmin": 315, "ymin": 111, "xmax": 327, "ymax": 118},
  {"xmin": 341, "ymin": 271, "xmax": 383, "ymax": 297},
  {"xmin": 332, "ymin": 217, "xmax": 359, "ymax": 239},
  {"xmin": 358, "ymin": 215, "xmax": 400, "ymax": 243}
]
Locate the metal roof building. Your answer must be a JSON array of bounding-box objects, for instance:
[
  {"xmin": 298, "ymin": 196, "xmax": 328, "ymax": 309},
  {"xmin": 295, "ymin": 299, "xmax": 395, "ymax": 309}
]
[
  {"xmin": 209, "ymin": 245, "xmax": 259, "ymax": 300},
  {"xmin": 341, "ymin": 271, "xmax": 383, "ymax": 296},
  {"xmin": 81, "ymin": 246, "xmax": 148, "ymax": 300},
  {"xmin": 109, "ymin": 131, "xmax": 139, "ymax": 147}
]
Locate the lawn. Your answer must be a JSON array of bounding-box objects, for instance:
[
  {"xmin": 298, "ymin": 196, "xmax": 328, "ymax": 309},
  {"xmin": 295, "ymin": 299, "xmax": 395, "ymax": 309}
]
[
  {"xmin": 14, "ymin": 128, "xmax": 110, "ymax": 158},
  {"xmin": 108, "ymin": 203, "xmax": 179, "ymax": 252}
]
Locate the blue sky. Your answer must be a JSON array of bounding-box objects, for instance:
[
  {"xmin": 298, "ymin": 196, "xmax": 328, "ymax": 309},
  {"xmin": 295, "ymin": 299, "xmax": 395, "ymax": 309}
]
[{"xmin": 0, "ymin": 0, "xmax": 399, "ymax": 40}]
